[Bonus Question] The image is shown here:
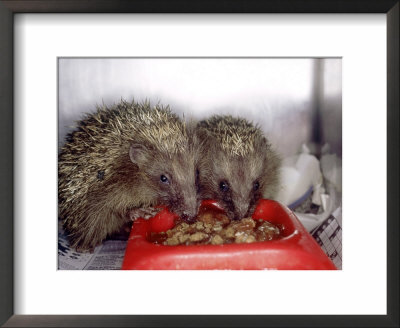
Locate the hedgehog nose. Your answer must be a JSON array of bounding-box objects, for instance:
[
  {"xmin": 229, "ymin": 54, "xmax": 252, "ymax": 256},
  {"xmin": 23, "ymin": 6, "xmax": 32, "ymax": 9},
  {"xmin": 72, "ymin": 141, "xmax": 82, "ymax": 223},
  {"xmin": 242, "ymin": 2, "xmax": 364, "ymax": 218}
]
[
  {"xmin": 232, "ymin": 212, "xmax": 245, "ymax": 221},
  {"xmin": 235, "ymin": 203, "xmax": 250, "ymax": 220},
  {"xmin": 181, "ymin": 214, "xmax": 196, "ymax": 224}
]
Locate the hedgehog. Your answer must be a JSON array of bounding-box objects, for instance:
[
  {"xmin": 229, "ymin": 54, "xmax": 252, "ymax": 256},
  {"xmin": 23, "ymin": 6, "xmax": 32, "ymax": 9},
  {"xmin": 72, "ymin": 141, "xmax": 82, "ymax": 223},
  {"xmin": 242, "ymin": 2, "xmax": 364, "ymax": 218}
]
[
  {"xmin": 58, "ymin": 100, "xmax": 203, "ymax": 251},
  {"xmin": 196, "ymin": 115, "xmax": 281, "ymax": 221}
]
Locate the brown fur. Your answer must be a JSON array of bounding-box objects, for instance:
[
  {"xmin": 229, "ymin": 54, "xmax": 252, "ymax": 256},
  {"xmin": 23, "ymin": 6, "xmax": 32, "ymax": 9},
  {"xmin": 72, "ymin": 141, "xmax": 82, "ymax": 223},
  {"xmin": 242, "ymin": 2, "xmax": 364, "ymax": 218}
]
[
  {"xmin": 197, "ymin": 115, "xmax": 281, "ymax": 220},
  {"xmin": 59, "ymin": 100, "xmax": 203, "ymax": 251}
]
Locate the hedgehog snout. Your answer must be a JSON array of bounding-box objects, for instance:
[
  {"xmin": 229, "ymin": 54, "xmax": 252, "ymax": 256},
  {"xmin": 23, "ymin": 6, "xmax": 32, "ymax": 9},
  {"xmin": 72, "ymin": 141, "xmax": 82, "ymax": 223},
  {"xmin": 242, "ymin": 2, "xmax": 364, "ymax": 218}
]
[
  {"xmin": 181, "ymin": 213, "xmax": 197, "ymax": 223},
  {"xmin": 181, "ymin": 203, "xmax": 200, "ymax": 223},
  {"xmin": 177, "ymin": 194, "xmax": 200, "ymax": 223},
  {"xmin": 233, "ymin": 201, "xmax": 251, "ymax": 220}
]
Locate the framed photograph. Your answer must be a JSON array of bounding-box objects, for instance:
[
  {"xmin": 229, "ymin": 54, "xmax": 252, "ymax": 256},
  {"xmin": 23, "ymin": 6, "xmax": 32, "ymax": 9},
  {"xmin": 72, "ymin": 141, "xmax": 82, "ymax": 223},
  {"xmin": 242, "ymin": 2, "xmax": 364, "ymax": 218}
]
[{"xmin": 0, "ymin": 1, "xmax": 398, "ymax": 327}]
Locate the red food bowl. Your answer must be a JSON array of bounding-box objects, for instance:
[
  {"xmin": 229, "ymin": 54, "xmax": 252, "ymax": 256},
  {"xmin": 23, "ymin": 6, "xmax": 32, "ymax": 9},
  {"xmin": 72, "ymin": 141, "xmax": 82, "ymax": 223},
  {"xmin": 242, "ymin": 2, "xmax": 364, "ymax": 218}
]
[{"xmin": 122, "ymin": 199, "xmax": 336, "ymax": 270}]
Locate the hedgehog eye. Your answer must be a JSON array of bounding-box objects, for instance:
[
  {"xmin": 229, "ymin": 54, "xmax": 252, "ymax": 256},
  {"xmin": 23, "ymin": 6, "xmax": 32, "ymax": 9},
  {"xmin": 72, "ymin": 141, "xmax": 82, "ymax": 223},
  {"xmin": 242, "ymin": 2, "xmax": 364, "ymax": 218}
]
[
  {"xmin": 160, "ymin": 175, "xmax": 169, "ymax": 184},
  {"xmin": 253, "ymin": 181, "xmax": 260, "ymax": 191},
  {"xmin": 219, "ymin": 181, "xmax": 229, "ymax": 192}
]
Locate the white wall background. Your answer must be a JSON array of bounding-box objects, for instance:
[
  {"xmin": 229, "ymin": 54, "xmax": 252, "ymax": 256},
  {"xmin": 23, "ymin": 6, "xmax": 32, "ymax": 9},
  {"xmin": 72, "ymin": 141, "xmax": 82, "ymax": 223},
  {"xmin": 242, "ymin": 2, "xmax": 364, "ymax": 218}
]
[{"xmin": 58, "ymin": 58, "xmax": 342, "ymax": 157}]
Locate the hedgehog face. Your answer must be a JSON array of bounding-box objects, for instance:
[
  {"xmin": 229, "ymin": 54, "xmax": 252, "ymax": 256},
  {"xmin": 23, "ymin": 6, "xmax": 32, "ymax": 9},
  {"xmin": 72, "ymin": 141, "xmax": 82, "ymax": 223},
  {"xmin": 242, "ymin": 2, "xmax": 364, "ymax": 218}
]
[
  {"xmin": 130, "ymin": 144, "xmax": 201, "ymax": 222},
  {"xmin": 199, "ymin": 145, "xmax": 281, "ymax": 221},
  {"xmin": 203, "ymin": 151, "xmax": 264, "ymax": 220},
  {"xmin": 197, "ymin": 115, "xmax": 281, "ymax": 221}
]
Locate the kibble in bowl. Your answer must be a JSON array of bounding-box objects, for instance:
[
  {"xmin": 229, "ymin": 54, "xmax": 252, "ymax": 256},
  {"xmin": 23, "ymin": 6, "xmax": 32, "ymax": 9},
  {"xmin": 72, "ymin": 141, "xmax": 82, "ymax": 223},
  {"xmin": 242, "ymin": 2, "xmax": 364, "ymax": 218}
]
[{"xmin": 149, "ymin": 208, "xmax": 282, "ymax": 246}]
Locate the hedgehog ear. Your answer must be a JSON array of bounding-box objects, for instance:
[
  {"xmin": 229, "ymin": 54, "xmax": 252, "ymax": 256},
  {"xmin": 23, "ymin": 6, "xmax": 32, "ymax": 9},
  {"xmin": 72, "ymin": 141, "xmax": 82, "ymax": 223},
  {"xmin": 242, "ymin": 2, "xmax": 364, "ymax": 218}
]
[{"xmin": 129, "ymin": 144, "xmax": 149, "ymax": 167}]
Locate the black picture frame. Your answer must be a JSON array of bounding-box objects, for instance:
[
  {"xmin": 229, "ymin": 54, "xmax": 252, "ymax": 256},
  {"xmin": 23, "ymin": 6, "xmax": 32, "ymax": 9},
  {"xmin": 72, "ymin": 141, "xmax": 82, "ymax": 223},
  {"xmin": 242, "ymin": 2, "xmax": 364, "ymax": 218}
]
[{"xmin": 0, "ymin": 1, "xmax": 398, "ymax": 327}]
